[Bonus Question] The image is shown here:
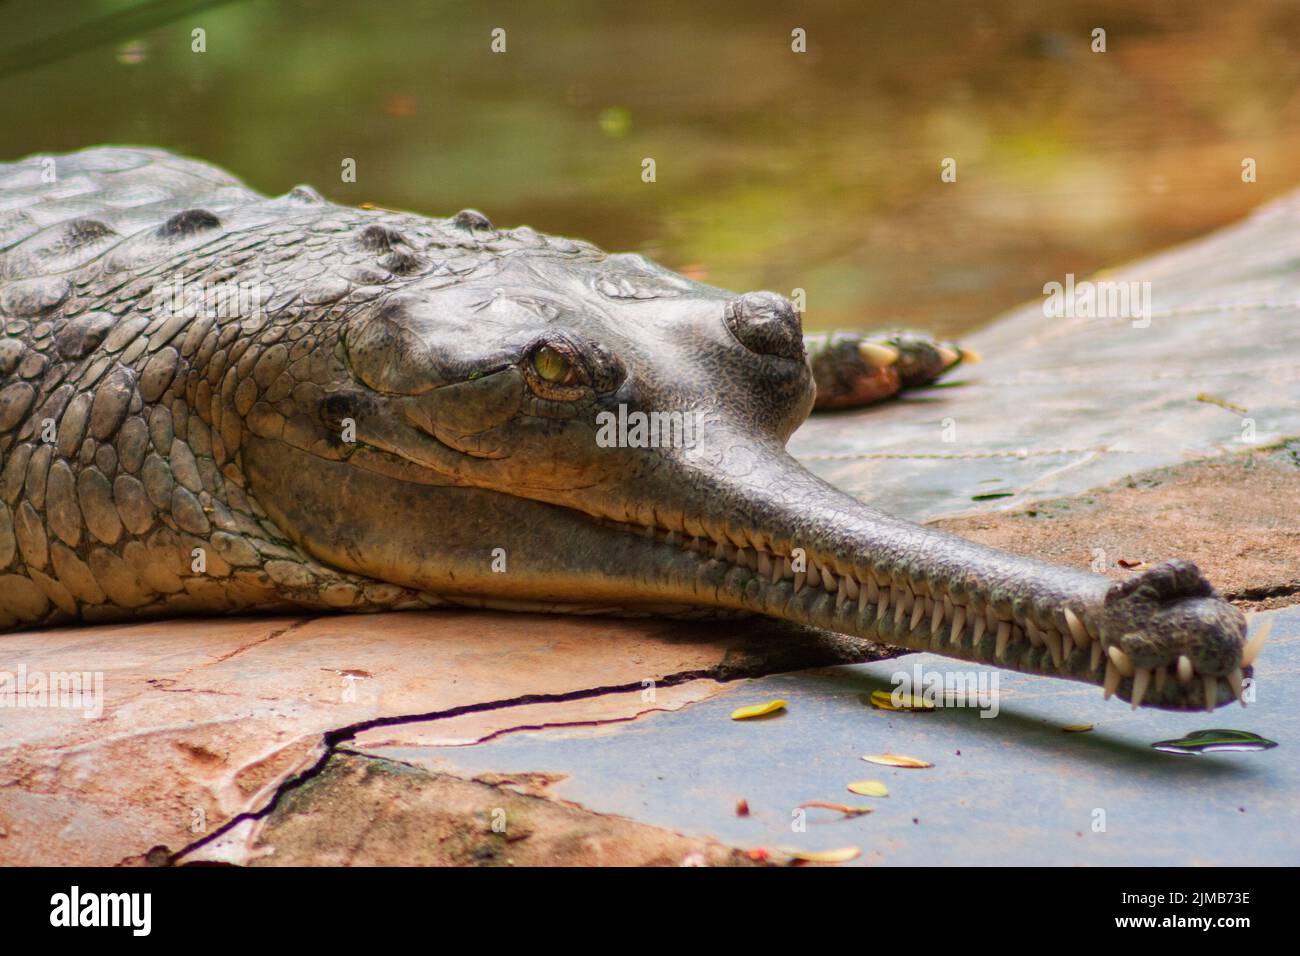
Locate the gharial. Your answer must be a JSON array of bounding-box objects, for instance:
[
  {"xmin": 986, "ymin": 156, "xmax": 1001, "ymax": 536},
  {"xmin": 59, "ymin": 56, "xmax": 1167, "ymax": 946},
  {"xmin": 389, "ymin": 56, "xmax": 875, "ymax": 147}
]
[{"xmin": 0, "ymin": 147, "xmax": 1261, "ymax": 711}]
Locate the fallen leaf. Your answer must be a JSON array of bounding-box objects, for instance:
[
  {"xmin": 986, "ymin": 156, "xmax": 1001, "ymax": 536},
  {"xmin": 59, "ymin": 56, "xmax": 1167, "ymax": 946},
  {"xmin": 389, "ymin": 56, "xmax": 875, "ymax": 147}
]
[
  {"xmin": 862, "ymin": 753, "xmax": 932, "ymax": 768},
  {"xmin": 868, "ymin": 689, "xmax": 935, "ymax": 712},
  {"xmin": 1116, "ymin": 559, "xmax": 1144, "ymax": 569},
  {"xmin": 1062, "ymin": 723, "xmax": 1094, "ymax": 733},
  {"xmin": 800, "ymin": 801, "xmax": 874, "ymax": 815},
  {"xmin": 845, "ymin": 780, "xmax": 889, "ymax": 797},
  {"xmin": 787, "ymin": 846, "xmax": 861, "ymax": 864},
  {"xmin": 731, "ymin": 699, "xmax": 786, "ymax": 720}
]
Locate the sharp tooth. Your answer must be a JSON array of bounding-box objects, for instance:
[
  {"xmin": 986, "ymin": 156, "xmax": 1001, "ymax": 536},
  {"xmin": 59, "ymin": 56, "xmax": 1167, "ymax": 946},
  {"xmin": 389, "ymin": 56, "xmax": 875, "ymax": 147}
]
[
  {"xmin": 823, "ymin": 570, "xmax": 838, "ymax": 594},
  {"xmin": 1103, "ymin": 660, "xmax": 1121, "ymax": 699},
  {"xmin": 1241, "ymin": 620, "xmax": 1270, "ymax": 667},
  {"xmin": 782, "ymin": 555, "xmax": 794, "ymax": 579},
  {"xmin": 971, "ymin": 615, "xmax": 986, "ymax": 649},
  {"xmin": 910, "ymin": 599, "xmax": 926, "ymax": 631},
  {"xmin": 995, "ymin": 622, "xmax": 1010, "ymax": 660},
  {"xmin": 949, "ymin": 605, "xmax": 966, "ymax": 646},
  {"xmin": 757, "ymin": 551, "xmax": 772, "ymax": 578},
  {"xmin": 1130, "ymin": 667, "xmax": 1151, "ymax": 710},
  {"xmin": 666, "ymin": 531, "xmax": 680, "ymax": 546},
  {"xmin": 737, "ymin": 548, "xmax": 755, "ymax": 570},
  {"xmin": 836, "ymin": 580, "xmax": 850, "ymax": 609},
  {"xmin": 1061, "ymin": 629, "xmax": 1074, "ymax": 657},
  {"xmin": 1107, "ymin": 645, "xmax": 1135, "ymax": 678},
  {"xmin": 1042, "ymin": 629, "xmax": 1063, "ymax": 669},
  {"xmin": 645, "ymin": 525, "xmax": 656, "ymax": 539},
  {"xmin": 841, "ymin": 574, "xmax": 859, "ymax": 600},
  {"xmin": 930, "ymin": 599, "xmax": 944, "ymax": 636},
  {"xmin": 793, "ymin": 571, "xmax": 806, "ymax": 594},
  {"xmin": 1226, "ymin": 668, "xmax": 1244, "ymax": 705},
  {"xmin": 1090, "ymin": 642, "xmax": 1103, "ymax": 672},
  {"xmin": 1154, "ymin": 665, "xmax": 1168, "ymax": 694},
  {"xmin": 1176, "ymin": 655, "xmax": 1194, "ymax": 684},
  {"xmin": 1203, "ymin": 675, "xmax": 1217, "ymax": 712},
  {"xmin": 858, "ymin": 583, "xmax": 870, "ymax": 614},
  {"xmin": 878, "ymin": 586, "xmax": 891, "ymax": 618},
  {"xmin": 1063, "ymin": 608, "xmax": 1089, "ymax": 647},
  {"xmin": 1026, "ymin": 625, "xmax": 1044, "ymax": 649},
  {"xmin": 713, "ymin": 540, "xmax": 727, "ymax": 560},
  {"xmin": 806, "ymin": 562, "xmax": 821, "ymax": 588},
  {"xmin": 865, "ymin": 576, "xmax": 879, "ymax": 602},
  {"xmin": 772, "ymin": 556, "xmax": 785, "ymax": 584},
  {"xmin": 894, "ymin": 589, "xmax": 910, "ymax": 626}
]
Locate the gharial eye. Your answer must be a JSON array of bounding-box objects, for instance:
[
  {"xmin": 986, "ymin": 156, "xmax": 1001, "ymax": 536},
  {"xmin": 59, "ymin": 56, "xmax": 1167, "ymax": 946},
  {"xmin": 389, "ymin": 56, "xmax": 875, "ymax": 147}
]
[{"xmin": 532, "ymin": 345, "xmax": 580, "ymax": 385}]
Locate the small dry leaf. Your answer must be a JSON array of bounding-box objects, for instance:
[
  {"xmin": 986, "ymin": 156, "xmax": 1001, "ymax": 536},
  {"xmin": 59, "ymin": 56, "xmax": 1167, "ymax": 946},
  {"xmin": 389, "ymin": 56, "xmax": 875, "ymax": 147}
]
[
  {"xmin": 861, "ymin": 753, "xmax": 932, "ymax": 768},
  {"xmin": 730, "ymin": 699, "xmax": 786, "ymax": 720},
  {"xmin": 799, "ymin": 801, "xmax": 874, "ymax": 815},
  {"xmin": 1062, "ymin": 723, "xmax": 1095, "ymax": 733},
  {"xmin": 845, "ymin": 780, "xmax": 889, "ymax": 797},
  {"xmin": 788, "ymin": 846, "xmax": 861, "ymax": 864},
  {"xmin": 868, "ymin": 689, "xmax": 935, "ymax": 712}
]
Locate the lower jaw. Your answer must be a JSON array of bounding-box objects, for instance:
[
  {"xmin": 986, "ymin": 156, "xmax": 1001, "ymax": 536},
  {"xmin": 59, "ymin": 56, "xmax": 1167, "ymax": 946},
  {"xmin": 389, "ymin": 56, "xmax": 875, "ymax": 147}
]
[{"xmin": 683, "ymin": 558, "xmax": 1244, "ymax": 713}]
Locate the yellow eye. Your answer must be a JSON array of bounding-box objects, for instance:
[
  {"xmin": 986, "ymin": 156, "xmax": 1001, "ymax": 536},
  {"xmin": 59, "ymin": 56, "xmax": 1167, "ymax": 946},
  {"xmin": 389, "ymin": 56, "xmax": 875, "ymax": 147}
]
[{"xmin": 533, "ymin": 345, "xmax": 576, "ymax": 385}]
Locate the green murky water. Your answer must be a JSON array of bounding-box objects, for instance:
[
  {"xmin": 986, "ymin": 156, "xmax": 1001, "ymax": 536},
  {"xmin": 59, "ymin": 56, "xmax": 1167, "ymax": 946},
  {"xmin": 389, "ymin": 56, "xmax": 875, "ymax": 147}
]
[{"xmin": 3, "ymin": 0, "xmax": 1300, "ymax": 338}]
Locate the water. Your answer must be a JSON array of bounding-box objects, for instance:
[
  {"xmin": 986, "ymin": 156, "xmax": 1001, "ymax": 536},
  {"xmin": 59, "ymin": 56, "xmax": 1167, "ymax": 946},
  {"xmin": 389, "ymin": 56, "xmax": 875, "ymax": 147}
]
[{"xmin": 4, "ymin": 0, "xmax": 1300, "ymax": 338}]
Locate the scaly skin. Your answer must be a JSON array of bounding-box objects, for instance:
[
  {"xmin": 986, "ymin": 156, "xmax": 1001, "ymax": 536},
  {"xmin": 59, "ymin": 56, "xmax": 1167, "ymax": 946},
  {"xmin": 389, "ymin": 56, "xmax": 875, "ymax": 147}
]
[{"xmin": 0, "ymin": 148, "xmax": 1254, "ymax": 711}]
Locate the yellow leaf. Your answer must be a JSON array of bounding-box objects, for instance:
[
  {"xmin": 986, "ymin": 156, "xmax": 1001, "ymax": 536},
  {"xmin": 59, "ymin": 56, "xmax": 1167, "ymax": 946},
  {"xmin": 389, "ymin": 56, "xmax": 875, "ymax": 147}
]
[
  {"xmin": 788, "ymin": 846, "xmax": 861, "ymax": 864},
  {"xmin": 861, "ymin": 753, "xmax": 932, "ymax": 768},
  {"xmin": 846, "ymin": 780, "xmax": 890, "ymax": 797},
  {"xmin": 730, "ymin": 699, "xmax": 787, "ymax": 720},
  {"xmin": 1062, "ymin": 723, "xmax": 1094, "ymax": 733},
  {"xmin": 868, "ymin": 689, "xmax": 935, "ymax": 712}
]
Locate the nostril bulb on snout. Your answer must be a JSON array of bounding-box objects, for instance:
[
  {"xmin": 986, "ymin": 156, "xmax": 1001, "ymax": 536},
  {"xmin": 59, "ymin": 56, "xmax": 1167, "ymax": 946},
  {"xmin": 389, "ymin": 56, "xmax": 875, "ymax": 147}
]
[{"xmin": 725, "ymin": 291, "xmax": 805, "ymax": 361}]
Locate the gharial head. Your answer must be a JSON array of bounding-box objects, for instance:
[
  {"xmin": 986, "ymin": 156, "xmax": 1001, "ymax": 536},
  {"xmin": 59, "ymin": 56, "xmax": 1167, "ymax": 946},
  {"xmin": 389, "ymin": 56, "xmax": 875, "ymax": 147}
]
[{"xmin": 235, "ymin": 209, "xmax": 1256, "ymax": 714}]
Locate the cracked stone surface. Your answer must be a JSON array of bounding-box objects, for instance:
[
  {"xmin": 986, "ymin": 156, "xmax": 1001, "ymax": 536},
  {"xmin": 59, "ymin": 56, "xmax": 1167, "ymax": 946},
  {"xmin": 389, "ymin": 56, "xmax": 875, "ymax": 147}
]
[
  {"xmin": 0, "ymin": 610, "xmax": 881, "ymax": 865},
  {"xmin": 4, "ymin": 191, "xmax": 1300, "ymax": 866},
  {"xmin": 214, "ymin": 750, "xmax": 761, "ymax": 867}
]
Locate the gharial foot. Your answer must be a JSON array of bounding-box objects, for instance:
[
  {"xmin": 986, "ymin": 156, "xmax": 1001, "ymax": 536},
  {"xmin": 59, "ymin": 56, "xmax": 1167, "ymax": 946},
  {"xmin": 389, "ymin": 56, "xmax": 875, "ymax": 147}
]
[{"xmin": 805, "ymin": 329, "xmax": 979, "ymax": 411}]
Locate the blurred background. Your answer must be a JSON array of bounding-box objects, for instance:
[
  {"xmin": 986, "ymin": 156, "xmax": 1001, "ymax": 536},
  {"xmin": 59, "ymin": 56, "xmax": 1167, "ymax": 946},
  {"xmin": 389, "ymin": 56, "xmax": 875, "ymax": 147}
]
[{"xmin": 3, "ymin": 0, "xmax": 1300, "ymax": 338}]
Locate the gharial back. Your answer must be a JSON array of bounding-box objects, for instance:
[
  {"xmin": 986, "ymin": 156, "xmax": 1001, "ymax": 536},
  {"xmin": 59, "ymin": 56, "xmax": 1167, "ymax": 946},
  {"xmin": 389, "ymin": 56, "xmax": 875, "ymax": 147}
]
[{"xmin": 0, "ymin": 146, "xmax": 603, "ymax": 631}]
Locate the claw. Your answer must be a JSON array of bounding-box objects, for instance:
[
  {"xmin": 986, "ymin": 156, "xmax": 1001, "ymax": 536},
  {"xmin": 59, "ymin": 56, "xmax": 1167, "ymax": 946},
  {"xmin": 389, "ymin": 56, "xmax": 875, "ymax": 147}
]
[{"xmin": 857, "ymin": 342, "xmax": 899, "ymax": 367}]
